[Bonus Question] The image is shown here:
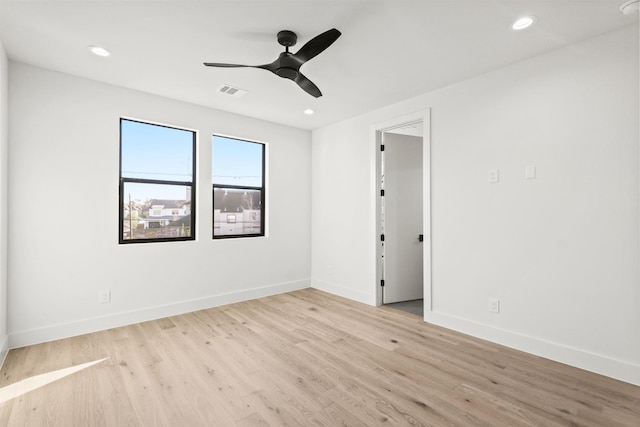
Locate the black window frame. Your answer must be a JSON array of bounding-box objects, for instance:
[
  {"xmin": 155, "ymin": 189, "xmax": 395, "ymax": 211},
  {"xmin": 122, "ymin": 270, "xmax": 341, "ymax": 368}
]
[
  {"xmin": 119, "ymin": 118, "xmax": 197, "ymax": 244},
  {"xmin": 212, "ymin": 135, "xmax": 266, "ymax": 239}
]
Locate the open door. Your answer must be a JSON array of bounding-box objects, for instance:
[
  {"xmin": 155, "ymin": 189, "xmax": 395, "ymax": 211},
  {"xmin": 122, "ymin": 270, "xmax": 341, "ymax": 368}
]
[{"xmin": 380, "ymin": 126, "xmax": 424, "ymax": 304}]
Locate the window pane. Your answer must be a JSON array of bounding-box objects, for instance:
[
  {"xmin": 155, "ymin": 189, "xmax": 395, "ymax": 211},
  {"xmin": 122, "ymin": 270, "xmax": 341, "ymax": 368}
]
[
  {"xmin": 122, "ymin": 182, "xmax": 192, "ymax": 241},
  {"xmin": 213, "ymin": 188, "xmax": 262, "ymax": 236},
  {"xmin": 121, "ymin": 119, "xmax": 193, "ymax": 182},
  {"xmin": 212, "ymin": 136, "xmax": 263, "ymax": 187}
]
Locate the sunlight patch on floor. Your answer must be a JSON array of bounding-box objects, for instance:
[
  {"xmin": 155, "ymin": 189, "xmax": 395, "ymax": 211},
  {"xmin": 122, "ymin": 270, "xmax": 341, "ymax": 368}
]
[{"xmin": 0, "ymin": 358, "xmax": 108, "ymax": 404}]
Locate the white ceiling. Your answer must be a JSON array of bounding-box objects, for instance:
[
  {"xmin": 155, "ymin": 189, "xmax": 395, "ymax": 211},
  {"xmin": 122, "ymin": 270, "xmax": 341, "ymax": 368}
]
[{"xmin": 0, "ymin": 1, "xmax": 637, "ymax": 130}]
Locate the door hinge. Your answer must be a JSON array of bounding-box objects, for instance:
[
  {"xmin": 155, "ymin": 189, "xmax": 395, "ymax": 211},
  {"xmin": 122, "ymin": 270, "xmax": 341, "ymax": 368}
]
[
  {"xmin": 380, "ymin": 234, "xmax": 385, "ymax": 242},
  {"xmin": 381, "ymin": 189, "xmax": 385, "ymax": 197},
  {"xmin": 381, "ymin": 279, "xmax": 385, "ymax": 287},
  {"xmin": 380, "ymin": 144, "xmax": 385, "ymax": 152}
]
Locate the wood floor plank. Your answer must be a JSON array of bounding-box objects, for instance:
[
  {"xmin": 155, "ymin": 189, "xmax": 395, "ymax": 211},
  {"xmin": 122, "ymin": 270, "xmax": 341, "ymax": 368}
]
[
  {"xmin": 235, "ymin": 410, "xmax": 270, "ymax": 426},
  {"xmin": 1, "ymin": 289, "xmax": 639, "ymax": 426},
  {"xmin": 151, "ymin": 325, "xmax": 245, "ymax": 424}
]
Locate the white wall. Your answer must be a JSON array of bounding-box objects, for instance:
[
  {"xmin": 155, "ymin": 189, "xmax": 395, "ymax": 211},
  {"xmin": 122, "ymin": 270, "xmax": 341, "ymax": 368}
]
[
  {"xmin": 8, "ymin": 63, "xmax": 311, "ymax": 347},
  {"xmin": 311, "ymin": 25, "xmax": 640, "ymax": 385},
  {"xmin": 0, "ymin": 40, "xmax": 8, "ymax": 366}
]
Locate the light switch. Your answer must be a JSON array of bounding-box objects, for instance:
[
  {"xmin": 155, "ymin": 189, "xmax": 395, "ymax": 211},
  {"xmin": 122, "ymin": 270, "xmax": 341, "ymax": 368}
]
[
  {"xmin": 525, "ymin": 165, "xmax": 536, "ymax": 179},
  {"xmin": 489, "ymin": 169, "xmax": 499, "ymax": 183},
  {"xmin": 489, "ymin": 298, "xmax": 500, "ymax": 314}
]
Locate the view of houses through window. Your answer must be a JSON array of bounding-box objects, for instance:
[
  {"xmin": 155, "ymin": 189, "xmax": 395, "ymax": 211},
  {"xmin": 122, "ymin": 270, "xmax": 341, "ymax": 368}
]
[
  {"xmin": 119, "ymin": 122, "xmax": 264, "ymax": 242},
  {"xmin": 120, "ymin": 119, "xmax": 196, "ymax": 243},
  {"xmin": 212, "ymin": 135, "xmax": 265, "ymax": 238}
]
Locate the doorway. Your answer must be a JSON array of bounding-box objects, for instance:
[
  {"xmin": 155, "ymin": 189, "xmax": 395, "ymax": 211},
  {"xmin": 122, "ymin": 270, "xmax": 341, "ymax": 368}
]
[{"xmin": 375, "ymin": 111, "xmax": 430, "ymax": 317}]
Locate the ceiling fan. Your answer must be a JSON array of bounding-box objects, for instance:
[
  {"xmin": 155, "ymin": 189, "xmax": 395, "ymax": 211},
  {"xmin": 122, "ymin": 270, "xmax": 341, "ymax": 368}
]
[{"xmin": 204, "ymin": 28, "xmax": 341, "ymax": 98}]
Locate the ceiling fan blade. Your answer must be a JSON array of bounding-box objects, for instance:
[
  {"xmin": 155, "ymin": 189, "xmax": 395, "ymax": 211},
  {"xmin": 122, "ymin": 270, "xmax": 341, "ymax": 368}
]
[
  {"xmin": 204, "ymin": 62, "xmax": 279, "ymax": 74},
  {"xmin": 203, "ymin": 62, "xmax": 255, "ymax": 68},
  {"xmin": 294, "ymin": 73, "xmax": 322, "ymax": 98},
  {"xmin": 293, "ymin": 28, "xmax": 341, "ymax": 63}
]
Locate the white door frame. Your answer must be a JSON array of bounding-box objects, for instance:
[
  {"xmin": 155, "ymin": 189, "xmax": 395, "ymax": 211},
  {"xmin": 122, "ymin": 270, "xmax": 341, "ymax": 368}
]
[{"xmin": 373, "ymin": 109, "xmax": 431, "ymax": 313}]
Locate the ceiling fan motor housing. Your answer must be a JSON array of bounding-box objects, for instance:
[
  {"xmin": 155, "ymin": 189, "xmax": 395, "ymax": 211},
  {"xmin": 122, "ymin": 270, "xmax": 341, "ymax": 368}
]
[
  {"xmin": 276, "ymin": 67, "xmax": 299, "ymax": 79},
  {"xmin": 274, "ymin": 52, "xmax": 303, "ymax": 79}
]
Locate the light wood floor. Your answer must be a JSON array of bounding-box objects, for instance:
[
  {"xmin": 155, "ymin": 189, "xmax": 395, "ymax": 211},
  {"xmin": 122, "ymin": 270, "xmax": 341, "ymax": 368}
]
[{"xmin": 0, "ymin": 289, "xmax": 638, "ymax": 426}]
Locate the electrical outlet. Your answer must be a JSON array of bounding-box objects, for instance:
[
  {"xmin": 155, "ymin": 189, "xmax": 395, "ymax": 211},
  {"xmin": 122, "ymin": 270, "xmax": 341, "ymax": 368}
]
[
  {"xmin": 489, "ymin": 169, "xmax": 499, "ymax": 183},
  {"xmin": 525, "ymin": 165, "xmax": 536, "ymax": 179},
  {"xmin": 489, "ymin": 298, "xmax": 500, "ymax": 314},
  {"xmin": 99, "ymin": 290, "xmax": 111, "ymax": 304}
]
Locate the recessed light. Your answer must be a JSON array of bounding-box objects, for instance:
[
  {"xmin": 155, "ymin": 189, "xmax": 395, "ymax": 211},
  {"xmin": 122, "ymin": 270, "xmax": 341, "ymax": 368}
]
[
  {"xmin": 620, "ymin": 0, "xmax": 640, "ymax": 15},
  {"xmin": 303, "ymin": 108, "xmax": 315, "ymax": 115},
  {"xmin": 512, "ymin": 16, "xmax": 536, "ymax": 31},
  {"xmin": 89, "ymin": 45, "xmax": 110, "ymax": 57}
]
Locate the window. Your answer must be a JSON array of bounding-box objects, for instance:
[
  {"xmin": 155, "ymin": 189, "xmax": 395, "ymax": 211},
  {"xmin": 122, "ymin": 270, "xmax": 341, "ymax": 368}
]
[
  {"xmin": 212, "ymin": 135, "xmax": 265, "ymax": 238},
  {"xmin": 120, "ymin": 119, "xmax": 196, "ymax": 243}
]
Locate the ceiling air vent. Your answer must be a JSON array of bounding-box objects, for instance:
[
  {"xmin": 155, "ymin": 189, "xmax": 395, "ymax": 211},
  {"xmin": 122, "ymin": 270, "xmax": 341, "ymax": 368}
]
[{"xmin": 217, "ymin": 84, "xmax": 248, "ymax": 98}]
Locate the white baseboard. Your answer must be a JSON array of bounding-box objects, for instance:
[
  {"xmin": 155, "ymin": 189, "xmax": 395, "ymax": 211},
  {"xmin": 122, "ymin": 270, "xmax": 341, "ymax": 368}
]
[
  {"xmin": 9, "ymin": 280, "xmax": 310, "ymax": 349},
  {"xmin": 310, "ymin": 278, "xmax": 375, "ymax": 306},
  {"xmin": 9, "ymin": 281, "xmax": 638, "ymax": 387},
  {"xmin": 425, "ymin": 310, "xmax": 640, "ymax": 387},
  {"xmin": 0, "ymin": 334, "xmax": 8, "ymax": 369}
]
